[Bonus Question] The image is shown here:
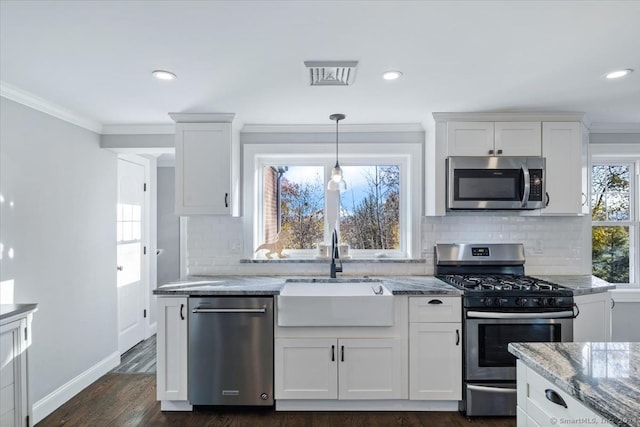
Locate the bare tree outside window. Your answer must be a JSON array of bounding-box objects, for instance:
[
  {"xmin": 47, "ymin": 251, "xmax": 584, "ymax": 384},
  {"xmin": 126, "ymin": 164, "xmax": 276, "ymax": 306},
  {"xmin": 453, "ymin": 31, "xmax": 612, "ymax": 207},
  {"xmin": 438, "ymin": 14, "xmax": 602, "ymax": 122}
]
[{"xmin": 591, "ymin": 164, "xmax": 631, "ymax": 283}]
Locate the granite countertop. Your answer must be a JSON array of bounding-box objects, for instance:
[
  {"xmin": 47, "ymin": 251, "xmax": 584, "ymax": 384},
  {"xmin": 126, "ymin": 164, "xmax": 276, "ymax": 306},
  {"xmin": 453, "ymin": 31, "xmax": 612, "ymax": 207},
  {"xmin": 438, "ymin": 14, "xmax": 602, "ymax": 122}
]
[
  {"xmin": 0, "ymin": 303, "xmax": 38, "ymax": 324},
  {"xmin": 533, "ymin": 275, "xmax": 615, "ymax": 295},
  {"xmin": 153, "ymin": 275, "xmax": 462, "ymax": 296},
  {"xmin": 509, "ymin": 342, "xmax": 640, "ymax": 427}
]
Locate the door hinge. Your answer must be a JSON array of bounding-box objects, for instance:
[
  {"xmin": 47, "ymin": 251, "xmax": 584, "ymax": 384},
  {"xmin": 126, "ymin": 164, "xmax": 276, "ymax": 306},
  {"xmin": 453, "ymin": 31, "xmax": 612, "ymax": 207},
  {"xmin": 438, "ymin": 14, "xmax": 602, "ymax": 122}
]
[
  {"xmin": 26, "ymin": 415, "xmax": 30, "ymax": 427},
  {"xmin": 143, "ymin": 183, "xmax": 147, "ymax": 192},
  {"xmin": 24, "ymin": 327, "xmax": 28, "ymax": 341},
  {"xmin": 143, "ymin": 309, "xmax": 147, "ymax": 318},
  {"xmin": 144, "ymin": 246, "xmax": 147, "ymax": 255}
]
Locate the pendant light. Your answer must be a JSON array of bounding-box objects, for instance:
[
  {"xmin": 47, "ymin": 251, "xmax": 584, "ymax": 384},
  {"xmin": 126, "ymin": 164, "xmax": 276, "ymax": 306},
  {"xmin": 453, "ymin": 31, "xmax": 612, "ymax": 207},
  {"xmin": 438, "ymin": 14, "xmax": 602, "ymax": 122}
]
[{"xmin": 327, "ymin": 113, "xmax": 347, "ymax": 192}]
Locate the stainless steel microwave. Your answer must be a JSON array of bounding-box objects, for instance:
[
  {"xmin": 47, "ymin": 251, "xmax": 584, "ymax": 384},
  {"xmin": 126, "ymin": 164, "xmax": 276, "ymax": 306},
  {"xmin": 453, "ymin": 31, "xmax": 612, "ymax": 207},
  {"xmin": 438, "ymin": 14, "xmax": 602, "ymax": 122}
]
[{"xmin": 447, "ymin": 156, "xmax": 546, "ymax": 210}]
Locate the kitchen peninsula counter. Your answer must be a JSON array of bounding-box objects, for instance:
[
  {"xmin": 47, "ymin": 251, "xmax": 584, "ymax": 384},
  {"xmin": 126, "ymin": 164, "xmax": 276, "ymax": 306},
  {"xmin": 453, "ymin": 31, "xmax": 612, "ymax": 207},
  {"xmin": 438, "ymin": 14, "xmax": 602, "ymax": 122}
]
[
  {"xmin": 152, "ymin": 275, "xmax": 462, "ymax": 296},
  {"xmin": 509, "ymin": 342, "xmax": 640, "ymax": 427}
]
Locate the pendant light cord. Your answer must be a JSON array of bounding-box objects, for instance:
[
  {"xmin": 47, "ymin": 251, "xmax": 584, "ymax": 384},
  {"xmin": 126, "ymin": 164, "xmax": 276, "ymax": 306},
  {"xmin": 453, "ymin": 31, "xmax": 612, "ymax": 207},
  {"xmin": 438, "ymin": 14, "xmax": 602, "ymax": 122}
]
[{"xmin": 335, "ymin": 118, "xmax": 339, "ymax": 165}]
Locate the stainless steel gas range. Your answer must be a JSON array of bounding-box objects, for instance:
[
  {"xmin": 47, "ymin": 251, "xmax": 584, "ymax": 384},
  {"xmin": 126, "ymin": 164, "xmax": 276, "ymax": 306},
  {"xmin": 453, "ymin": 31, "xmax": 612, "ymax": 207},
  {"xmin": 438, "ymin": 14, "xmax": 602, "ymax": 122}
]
[{"xmin": 435, "ymin": 243, "xmax": 576, "ymax": 417}]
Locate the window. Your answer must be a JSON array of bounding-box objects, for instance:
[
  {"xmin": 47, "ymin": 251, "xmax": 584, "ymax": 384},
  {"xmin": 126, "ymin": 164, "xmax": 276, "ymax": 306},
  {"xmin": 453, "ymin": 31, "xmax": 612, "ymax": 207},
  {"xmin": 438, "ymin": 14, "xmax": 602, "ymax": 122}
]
[
  {"xmin": 591, "ymin": 161, "xmax": 639, "ymax": 284},
  {"xmin": 245, "ymin": 140, "xmax": 422, "ymax": 260}
]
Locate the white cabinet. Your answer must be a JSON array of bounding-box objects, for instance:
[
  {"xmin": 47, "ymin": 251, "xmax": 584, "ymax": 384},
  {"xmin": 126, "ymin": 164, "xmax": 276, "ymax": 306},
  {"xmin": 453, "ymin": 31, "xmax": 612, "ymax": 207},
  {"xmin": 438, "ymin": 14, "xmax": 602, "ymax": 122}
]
[
  {"xmin": 0, "ymin": 306, "xmax": 35, "ymax": 427},
  {"xmin": 541, "ymin": 122, "xmax": 586, "ymax": 215},
  {"xmin": 157, "ymin": 297, "xmax": 189, "ymax": 406},
  {"xmin": 447, "ymin": 121, "xmax": 541, "ymax": 157},
  {"xmin": 170, "ymin": 113, "xmax": 240, "ymax": 216},
  {"xmin": 609, "ymin": 289, "xmax": 640, "ymax": 342},
  {"xmin": 274, "ymin": 337, "xmax": 403, "ymax": 400},
  {"xmin": 516, "ymin": 360, "xmax": 613, "ymax": 427},
  {"xmin": 408, "ymin": 296, "xmax": 462, "ymax": 400},
  {"xmin": 573, "ymin": 292, "xmax": 611, "ymax": 342}
]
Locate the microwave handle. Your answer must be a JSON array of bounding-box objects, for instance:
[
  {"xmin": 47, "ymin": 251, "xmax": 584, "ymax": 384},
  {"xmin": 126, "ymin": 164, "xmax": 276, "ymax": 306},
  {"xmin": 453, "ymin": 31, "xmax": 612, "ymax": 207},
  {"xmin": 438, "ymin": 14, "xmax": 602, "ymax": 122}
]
[{"xmin": 520, "ymin": 165, "xmax": 530, "ymax": 208}]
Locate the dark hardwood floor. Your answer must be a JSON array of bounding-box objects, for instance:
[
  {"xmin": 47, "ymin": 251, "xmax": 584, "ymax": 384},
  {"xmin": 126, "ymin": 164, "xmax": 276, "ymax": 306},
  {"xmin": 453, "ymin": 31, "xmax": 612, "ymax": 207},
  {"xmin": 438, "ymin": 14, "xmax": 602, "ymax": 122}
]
[
  {"xmin": 111, "ymin": 335, "xmax": 157, "ymax": 374},
  {"xmin": 37, "ymin": 373, "xmax": 517, "ymax": 427}
]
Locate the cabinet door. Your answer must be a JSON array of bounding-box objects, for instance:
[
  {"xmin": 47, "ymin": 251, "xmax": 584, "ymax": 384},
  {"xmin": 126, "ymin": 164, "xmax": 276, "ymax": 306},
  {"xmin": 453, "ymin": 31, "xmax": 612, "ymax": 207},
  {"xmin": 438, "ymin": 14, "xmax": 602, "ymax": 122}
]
[
  {"xmin": 274, "ymin": 338, "xmax": 337, "ymax": 399},
  {"xmin": 409, "ymin": 323, "xmax": 462, "ymax": 400},
  {"xmin": 157, "ymin": 297, "xmax": 189, "ymax": 401},
  {"xmin": 447, "ymin": 122, "xmax": 495, "ymax": 156},
  {"xmin": 338, "ymin": 338, "xmax": 403, "ymax": 400},
  {"xmin": 175, "ymin": 123, "xmax": 231, "ymax": 215},
  {"xmin": 574, "ymin": 293, "xmax": 611, "ymax": 342},
  {"xmin": 0, "ymin": 319, "xmax": 28, "ymax": 427},
  {"xmin": 495, "ymin": 122, "xmax": 541, "ymax": 156},
  {"xmin": 542, "ymin": 122, "xmax": 583, "ymax": 215}
]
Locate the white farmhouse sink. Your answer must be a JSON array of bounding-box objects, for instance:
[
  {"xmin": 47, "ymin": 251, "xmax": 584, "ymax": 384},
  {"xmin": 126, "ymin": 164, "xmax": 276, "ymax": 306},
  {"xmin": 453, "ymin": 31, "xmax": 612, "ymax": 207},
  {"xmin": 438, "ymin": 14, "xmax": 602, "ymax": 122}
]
[{"xmin": 277, "ymin": 279, "xmax": 394, "ymax": 327}]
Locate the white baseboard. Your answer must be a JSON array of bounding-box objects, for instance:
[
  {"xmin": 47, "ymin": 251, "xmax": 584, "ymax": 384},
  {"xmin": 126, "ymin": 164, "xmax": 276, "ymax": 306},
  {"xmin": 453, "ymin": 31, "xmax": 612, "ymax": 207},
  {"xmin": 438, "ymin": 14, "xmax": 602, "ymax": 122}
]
[
  {"xmin": 275, "ymin": 400, "xmax": 459, "ymax": 411},
  {"xmin": 32, "ymin": 350, "xmax": 120, "ymax": 424},
  {"xmin": 160, "ymin": 400, "xmax": 193, "ymax": 411}
]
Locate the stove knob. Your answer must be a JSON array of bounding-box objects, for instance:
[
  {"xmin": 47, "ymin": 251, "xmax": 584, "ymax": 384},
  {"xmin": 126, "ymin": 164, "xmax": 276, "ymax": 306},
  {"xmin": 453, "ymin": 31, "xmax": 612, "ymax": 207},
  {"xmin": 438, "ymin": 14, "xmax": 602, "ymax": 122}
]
[
  {"xmin": 516, "ymin": 297, "xmax": 528, "ymax": 306},
  {"xmin": 483, "ymin": 297, "xmax": 494, "ymax": 307},
  {"xmin": 532, "ymin": 298, "xmax": 543, "ymax": 306},
  {"xmin": 496, "ymin": 297, "xmax": 508, "ymax": 307},
  {"xmin": 547, "ymin": 298, "xmax": 556, "ymax": 307}
]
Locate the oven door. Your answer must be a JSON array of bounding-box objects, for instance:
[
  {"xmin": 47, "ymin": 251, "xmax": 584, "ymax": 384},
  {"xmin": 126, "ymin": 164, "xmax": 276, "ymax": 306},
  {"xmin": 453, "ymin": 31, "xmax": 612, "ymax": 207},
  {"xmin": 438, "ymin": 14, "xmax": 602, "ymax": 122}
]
[{"xmin": 465, "ymin": 310, "xmax": 573, "ymax": 381}]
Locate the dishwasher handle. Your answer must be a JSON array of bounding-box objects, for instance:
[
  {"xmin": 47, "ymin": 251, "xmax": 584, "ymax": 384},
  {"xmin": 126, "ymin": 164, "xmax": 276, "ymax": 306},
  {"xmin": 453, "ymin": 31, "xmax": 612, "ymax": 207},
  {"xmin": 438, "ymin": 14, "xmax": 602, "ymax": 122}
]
[{"xmin": 192, "ymin": 307, "xmax": 267, "ymax": 314}]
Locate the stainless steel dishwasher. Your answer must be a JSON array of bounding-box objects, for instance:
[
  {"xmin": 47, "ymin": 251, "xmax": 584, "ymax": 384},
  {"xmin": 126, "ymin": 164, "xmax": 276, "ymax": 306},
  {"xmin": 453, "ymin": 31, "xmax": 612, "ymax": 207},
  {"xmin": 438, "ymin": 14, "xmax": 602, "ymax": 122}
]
[{"xmin": 188, "ymin": 297, "xmax": 273, "ymax": 406}]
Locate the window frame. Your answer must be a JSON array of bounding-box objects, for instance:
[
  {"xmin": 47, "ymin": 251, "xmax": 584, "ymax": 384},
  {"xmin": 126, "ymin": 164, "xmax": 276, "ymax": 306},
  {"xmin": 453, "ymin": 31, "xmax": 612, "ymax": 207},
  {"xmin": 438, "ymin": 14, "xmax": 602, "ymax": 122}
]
[
  {"xmin": 590, "ymin": 156, "xmax": 640, "ymax": 285},
  {"xmin": 243, "ymin": 141, "xmax": 422, "ymax": 260}
]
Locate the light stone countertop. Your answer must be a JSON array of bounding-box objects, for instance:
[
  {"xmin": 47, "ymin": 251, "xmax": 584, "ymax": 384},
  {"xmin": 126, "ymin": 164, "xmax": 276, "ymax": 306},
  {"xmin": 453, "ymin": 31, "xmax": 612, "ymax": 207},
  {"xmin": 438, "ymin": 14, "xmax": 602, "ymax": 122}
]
[
  {"xmin": 509, "ymin": 342, "xmax": 640, "ymax": 427},
  {"xmin": 0, "ymin": 303, "xmax": 38, "ymax": 324},
  {"xmin": 153, "ymin": 275, "xmax": 462, "ymax": 296}
]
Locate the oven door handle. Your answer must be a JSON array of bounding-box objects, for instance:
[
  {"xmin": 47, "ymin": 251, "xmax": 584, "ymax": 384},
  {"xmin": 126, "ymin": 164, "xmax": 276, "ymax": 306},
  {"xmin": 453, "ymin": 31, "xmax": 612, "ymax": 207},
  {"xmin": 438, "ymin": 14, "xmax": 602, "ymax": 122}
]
[{"xmin": 467, "ymin": 310, "xmax": 574, "ymax": 319}]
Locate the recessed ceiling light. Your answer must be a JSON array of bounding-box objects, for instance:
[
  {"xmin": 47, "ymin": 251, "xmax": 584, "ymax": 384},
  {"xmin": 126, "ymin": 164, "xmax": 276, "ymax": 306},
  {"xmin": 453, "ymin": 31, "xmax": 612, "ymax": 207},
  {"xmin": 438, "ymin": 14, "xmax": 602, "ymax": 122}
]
[
  {"xmin": 382, "ymin": 70, "xmax": 403, "ymax": 80},
  {"xmin": 152, "ymin": 70, "xmax": 177, "ymax": 80},
  {"xmin": 604, "ymin": 69, "xmax": 633, "ymax": 79}
]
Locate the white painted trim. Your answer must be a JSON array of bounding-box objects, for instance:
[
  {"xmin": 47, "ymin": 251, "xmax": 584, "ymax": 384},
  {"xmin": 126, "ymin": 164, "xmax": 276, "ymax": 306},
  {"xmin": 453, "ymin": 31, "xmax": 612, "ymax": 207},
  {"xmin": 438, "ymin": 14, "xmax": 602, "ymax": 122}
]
[
  {"xmin": 32, "ymin": 351, "xmax": 120, "ymax": 423},
  {"xmin": 591, "ymin": 144, "xmax": 640, "ymax": 157},
  {"xmin": 590, "ymin": 122, "xmax": 640, "ymax": 133},
  {"xmin": 0, "ymin": 81, "xmax": 102, "ymax": 134},
  {"xmin": 242, "ymin": 123, "xmax": 424, "ymax": 133},
  {"xmin": 101, "ymin": 124, "xmax": 175, "ymax": 135},
  {"xmin": 160, "ymin": 400, "xmax": 193, "ymax": 411},
  {"xmin": 432, "ymin": 111, "xmax": 586, "ymax": 124},
  {"xmin": 179, "ymin": 217, "xmax": 188, "ymax": 279},
  {"xmin": 149, "ymin": 321, "xmax": 157, "ymax": 337},
  {"xmin": 169, "ymin": 112, "xmax": 236, "ymax": 123},
  {"xmin": 275, "ymin": 399, "xmax": 458, "ymax": 411}
]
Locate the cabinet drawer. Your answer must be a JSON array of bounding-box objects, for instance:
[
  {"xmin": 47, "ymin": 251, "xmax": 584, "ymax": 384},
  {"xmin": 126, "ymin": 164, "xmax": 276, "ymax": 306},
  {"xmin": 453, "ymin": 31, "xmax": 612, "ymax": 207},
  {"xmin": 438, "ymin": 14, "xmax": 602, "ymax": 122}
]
[
  {"xmin": 409, "ymin": 297, "xmax": 461, "ymax": 323},
  {"xmin": 524, "ymin": 364, "xmax": 613, "ymax": 427}
]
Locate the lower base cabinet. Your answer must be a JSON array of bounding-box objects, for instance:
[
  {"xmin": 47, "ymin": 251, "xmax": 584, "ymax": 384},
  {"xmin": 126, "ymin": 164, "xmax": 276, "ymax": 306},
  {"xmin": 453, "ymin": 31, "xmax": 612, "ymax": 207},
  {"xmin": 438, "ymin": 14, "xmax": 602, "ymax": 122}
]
[
  {"xmin": 573, "ymin": 292, "xmax": 611, "ymax": 342},
  {"xmin": 275, "ymin": 337, "xmax": 403, "ymax": 400},
  {"xmin": 516, "ymin": 360, "xmax": 613, "ymax": 427},
  {"xmin": 409, "ymin": 323, "xmax": 462, "ymax": 400},
  {"xmin": 157, "ymin": 297, "xmax": 189, "ymax": 402},
  {"xmin": 1, "ymin": 318, "xmax": 29, "ymax": 427}
]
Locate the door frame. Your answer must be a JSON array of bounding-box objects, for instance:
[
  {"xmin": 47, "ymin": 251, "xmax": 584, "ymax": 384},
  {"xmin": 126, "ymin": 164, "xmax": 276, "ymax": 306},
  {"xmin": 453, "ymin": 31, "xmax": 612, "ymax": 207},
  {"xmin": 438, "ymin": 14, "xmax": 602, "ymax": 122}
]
[{"xmin": 118, "ymin": 154, "xmax": 155, "ymax": 341}]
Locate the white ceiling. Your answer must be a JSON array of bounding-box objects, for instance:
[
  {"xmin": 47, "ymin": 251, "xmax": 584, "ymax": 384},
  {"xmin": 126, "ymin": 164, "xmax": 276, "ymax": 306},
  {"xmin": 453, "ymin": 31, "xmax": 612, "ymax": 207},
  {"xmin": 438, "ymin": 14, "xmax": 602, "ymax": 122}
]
[{"xmin": 1, "ymin": 1, "xmax": 639, "ymax": 129}]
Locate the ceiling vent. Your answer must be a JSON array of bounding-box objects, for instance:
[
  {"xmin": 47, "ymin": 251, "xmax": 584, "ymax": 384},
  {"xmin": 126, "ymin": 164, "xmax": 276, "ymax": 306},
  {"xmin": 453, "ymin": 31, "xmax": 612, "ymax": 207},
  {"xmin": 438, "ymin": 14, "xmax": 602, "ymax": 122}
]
[{"xmin": 304, "ymin": 61, "xmax": 358, "ymax": 86}]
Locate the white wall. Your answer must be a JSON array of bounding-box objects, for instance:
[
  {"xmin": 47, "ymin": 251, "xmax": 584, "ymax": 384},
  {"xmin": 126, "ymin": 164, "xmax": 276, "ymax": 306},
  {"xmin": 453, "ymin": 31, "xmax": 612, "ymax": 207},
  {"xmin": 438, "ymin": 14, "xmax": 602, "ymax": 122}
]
[
  {"xmin": 0, "ymin": 98, "xmax": 118, "ymax": 420},
  {"xmin": 157, "ymin": 167, "xmax": 180, "ymax": 286}
]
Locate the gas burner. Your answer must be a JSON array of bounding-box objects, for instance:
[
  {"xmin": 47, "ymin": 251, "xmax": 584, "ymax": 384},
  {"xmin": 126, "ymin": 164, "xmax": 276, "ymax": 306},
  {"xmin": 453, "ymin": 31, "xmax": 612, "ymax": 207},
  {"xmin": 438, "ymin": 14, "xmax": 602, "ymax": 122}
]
[{"xmin": 439, "ymin": 273, "xmax": 566, "ymax": 293}]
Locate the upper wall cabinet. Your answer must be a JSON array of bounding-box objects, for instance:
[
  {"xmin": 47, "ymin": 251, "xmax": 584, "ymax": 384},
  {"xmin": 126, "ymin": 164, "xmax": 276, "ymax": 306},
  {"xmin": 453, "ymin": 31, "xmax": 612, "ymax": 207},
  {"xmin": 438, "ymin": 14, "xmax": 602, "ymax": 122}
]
[
  {"xmin": 447, "ymin": 121, "xmax": 541, "ymax": 157},
  {"xmin": 170, "ymin": 113, "xmax": 241, "ymax": 216}
]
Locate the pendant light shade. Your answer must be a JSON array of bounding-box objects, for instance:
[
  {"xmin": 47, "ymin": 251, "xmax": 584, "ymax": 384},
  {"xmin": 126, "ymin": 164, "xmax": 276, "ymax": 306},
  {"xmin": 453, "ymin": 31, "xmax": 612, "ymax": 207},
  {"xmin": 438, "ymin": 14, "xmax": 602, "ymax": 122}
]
[{"xmin": 327, "ymin": 113, "xmax": 347, "ymax": 192}]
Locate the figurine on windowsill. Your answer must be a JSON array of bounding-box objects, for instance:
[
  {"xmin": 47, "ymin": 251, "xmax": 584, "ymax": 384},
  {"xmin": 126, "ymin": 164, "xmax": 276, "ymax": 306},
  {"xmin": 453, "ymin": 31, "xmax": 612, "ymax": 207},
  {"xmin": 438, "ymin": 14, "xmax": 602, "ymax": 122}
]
[{"xmin": 255, "ymin": 230, "xmax": 290, "ymax": 259}]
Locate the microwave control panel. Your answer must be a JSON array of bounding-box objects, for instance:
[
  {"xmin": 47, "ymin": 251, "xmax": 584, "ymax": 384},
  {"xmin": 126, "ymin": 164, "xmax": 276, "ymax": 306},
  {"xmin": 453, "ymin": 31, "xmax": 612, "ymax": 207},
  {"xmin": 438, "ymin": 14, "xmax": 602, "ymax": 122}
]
[{"xmin": 529, "ymin": 169, "xmax": 543, "ymax": 201}]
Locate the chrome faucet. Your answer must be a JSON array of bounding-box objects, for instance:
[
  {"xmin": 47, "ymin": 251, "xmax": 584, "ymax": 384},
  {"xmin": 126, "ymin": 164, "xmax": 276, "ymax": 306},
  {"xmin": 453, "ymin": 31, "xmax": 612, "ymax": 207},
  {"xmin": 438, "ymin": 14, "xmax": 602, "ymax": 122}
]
[{"xmin": 330, "ymin": 229, "xmax": 343, "ymax": 278}]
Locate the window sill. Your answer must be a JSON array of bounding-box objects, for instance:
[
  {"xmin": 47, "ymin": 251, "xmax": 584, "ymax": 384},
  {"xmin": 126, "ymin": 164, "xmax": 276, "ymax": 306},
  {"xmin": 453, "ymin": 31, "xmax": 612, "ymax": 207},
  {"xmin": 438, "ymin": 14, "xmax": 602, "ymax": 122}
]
[{"xmin": 240, "ymin": 258, "xmax": 426, "ymax": 264}]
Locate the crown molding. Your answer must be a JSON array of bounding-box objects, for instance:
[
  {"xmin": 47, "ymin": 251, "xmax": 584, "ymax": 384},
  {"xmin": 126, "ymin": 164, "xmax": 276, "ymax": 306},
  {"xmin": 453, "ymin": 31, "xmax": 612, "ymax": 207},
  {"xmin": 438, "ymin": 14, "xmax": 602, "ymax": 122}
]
[
  {"xmin": 589, "ymin": 122, "xmax": 640, "ymax": 133},
  {"xmin": 169, "ymin": 112, "xmax": 236, "ymax": 123},
  {"xmin": 432, "ymin": 111, "xmax": 587, "ymax": 124},
  {"xmin": 101, "ymin": 124, "xmax": 175, "ymax": 135},
  {"xmin": 241, "ymin": 123, "xmax": 425, "ymax": 133},
  {"xmin": 0, "ymin": 81, "xmax": 102, "ymax": 133}
]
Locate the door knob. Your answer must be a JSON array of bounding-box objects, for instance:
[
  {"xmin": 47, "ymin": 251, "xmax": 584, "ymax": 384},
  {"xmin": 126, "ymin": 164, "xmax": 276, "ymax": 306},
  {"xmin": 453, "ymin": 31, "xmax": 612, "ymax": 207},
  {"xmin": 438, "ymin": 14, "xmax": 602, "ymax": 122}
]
[{"xmin": 117, "ymin": 266, "xmax": 124, "ymax": 271}]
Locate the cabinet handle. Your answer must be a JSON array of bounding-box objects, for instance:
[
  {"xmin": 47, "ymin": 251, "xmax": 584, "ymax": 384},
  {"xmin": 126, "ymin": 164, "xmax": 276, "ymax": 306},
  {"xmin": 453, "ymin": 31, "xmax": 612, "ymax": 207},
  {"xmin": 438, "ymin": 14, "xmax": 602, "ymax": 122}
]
[
  {"xmin": 582, "ymin": 192, "xmax": 588, "ymax": 206},
  {"xmin": 488, "ymin": 149, "xmax": 494, "ymax": 155},
  {"xmin": 331, "ymin": 345, "xmax": 335, "ymax": 361},
  {"xmin": 497, "ymin": 149, "xmax": 503, "ymax": 155},
  {"xmin": 545, "ymin": 389, "xmax": 568, "ymax": 408},
  {"xmin": 224, "ymin": 193, "xmax": 229, "ymax": 208},
  {"xmin": 611, "ymin": 299, "xmax": 616, "ymax": 309},
  {"xmin": 180, "ymin": 303, "xmax": 185, "ymax": 320},
  {"xmin": 545, "ymin": 192, "xmax": 550, "ymax": 207},
  {"xmin": 428, "ymin": 299, "xmax": 443, "ymax": 305},
  {"xmin": 341, "ymin": 345, "xmax": 345, "ymax": 362},
  {"xmin": 572, "ymin": 303, "xmax": 580, "ymax": 319},
  {"xmin": 456, "ymin": 329, "xmax": 460, "ymax": 346}
]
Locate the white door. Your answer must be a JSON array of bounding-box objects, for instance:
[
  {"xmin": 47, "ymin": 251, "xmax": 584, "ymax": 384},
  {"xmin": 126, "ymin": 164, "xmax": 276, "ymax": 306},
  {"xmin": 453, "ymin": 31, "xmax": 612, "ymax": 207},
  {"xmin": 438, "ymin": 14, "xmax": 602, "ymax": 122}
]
[
  {"xmin": 338, "ymin": 338, "xmax": 403, "ymax": 400},
  {"xmin": 117, "ymin": 158, "xmax": 146, "ymax": 354}
]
